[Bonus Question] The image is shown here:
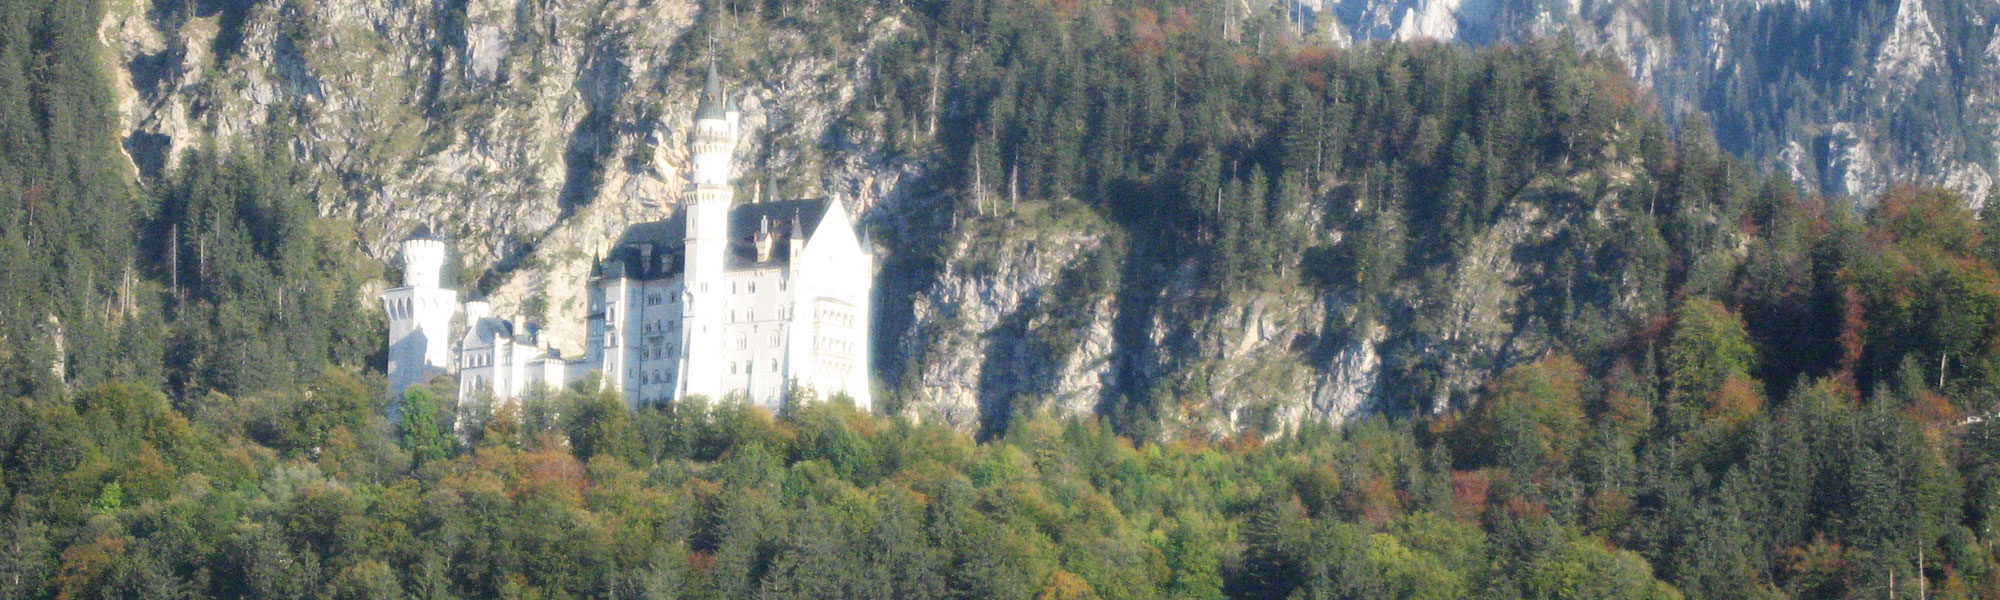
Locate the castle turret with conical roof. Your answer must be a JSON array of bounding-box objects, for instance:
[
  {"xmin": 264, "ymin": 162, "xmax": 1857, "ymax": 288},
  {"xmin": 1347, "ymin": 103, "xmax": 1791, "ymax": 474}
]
[{"xmin": 678, "ymin": 58, "xmax": 740, "ymax": 400}]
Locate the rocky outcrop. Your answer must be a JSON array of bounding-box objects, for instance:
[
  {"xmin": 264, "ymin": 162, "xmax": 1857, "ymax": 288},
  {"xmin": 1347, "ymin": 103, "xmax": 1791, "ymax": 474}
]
[
  {"xmin": 101, "ymin": 0, "xmax": 913, "ymax": 354},
  {"xmin": 93, "ymin": 0, "xmax": 1926, "ymax": 438},
  {"xmin": 899, "ymin": 203, "xmax": 1121, "ymax": 431},
  {"xmin": 1291, "ymin": 0, "xmax": 2000, "ymax": 205}
]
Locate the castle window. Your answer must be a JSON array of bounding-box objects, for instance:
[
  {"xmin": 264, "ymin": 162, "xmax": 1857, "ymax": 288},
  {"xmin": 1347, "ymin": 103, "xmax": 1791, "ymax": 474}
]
[
  {"xmin": 732, "ymin": 282, "xmax": 738, "ymax": 294},
  {"xmin": 770, "ymin": 359, "xmax": 778, "ymax": 372},
  {"xmin": 736, "ymin": 334, "xmax": 748, "ymax": 350},
  {"xmin": 747, "ymin": 308, "xmax": 755, "ymax": 321},
  {"xmin": 769, "ymin": 333, "xmax": 780, "ymax": 347},
  {"xmin": 749, "ymin": 282, "xmax": 757, "ymax": 294},
  {"xmin": 730, "ymin": 363, "xmax": 737, "ymax": 375},
  {"xmin": 779, "ymin": 279, "xmax": 787, "ymax": 291},
  {"xmin": 647, "ymin": 294, "xmax": 661, "ymax": 306}
]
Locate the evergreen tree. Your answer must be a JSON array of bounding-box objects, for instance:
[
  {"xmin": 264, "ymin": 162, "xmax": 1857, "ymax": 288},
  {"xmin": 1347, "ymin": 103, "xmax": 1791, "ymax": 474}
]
[{"xmin": 398, "ymin": 386, "xmax": 456, "ymax": 468}]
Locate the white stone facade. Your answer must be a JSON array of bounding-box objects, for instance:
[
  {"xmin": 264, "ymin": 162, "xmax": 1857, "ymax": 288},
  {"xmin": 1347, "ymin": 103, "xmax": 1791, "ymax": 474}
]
[
  {"xmin": 382, "ymin": 65, "xmax": 874, "ymax": 414},
  {"xmin": 457, "ymin": 299, "xmax": 569, "ymax": 405},
  {"xmin": 381, "ymin": 234, "xmax": 458, "ymax": 399},
  {"xmin": 582, "ymin": 65, "xmax": 875, "ymax": 412}
]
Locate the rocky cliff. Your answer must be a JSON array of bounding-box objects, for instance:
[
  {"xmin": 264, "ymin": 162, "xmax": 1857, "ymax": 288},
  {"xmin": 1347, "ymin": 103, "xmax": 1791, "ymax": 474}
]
[
  {"xmin": 95, "ymin": 0, "xmax": 1909, "ymax": 438},
  {"xmin": 102, "ymin": 0, "xmax": 914, "ymax": 355},
  {"xmin": 1287, "ymin": 0, "xmax": 2000, "ymax": 205}
]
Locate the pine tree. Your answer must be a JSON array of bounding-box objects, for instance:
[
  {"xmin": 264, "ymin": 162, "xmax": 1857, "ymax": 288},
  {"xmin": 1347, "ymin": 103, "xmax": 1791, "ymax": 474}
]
[{"xmin": 398, "ymin": 386, "xmax": 456, "ymax": 467}]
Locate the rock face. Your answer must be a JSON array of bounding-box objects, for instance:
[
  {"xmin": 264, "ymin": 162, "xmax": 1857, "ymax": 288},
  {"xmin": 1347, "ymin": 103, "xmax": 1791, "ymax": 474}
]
[
  {"xmin": 101, "ymin": 0, "xmax": 911, "ymax": 355},
  {"xmin": 1291, "ymin": 0, "xmax": 2000, "ymax": 205},
  {"xmin": 898, "ymin": 202, "xmax": 1122, "ymax": 432},
  {"xmin": 97, "ymin": 0, "xmax": 1991, "ymax": 436}
]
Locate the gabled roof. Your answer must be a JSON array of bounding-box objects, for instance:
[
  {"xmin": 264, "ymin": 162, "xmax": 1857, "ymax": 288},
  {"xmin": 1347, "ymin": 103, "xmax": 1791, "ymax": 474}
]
[
  {"xmin": 465, "ymin": 316, "xmax": 544, "ymax": 347},
  {"xmin": 596, "ymin": 198, "xmax": 834, "ymax": 280}
]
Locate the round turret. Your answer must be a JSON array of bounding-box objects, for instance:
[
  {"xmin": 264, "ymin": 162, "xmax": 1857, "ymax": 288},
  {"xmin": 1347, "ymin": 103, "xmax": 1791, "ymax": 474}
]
[
  {"xmin": 463, "ymin": 298, "xmax": 491, "ymax": 324},
  {"xmin": 690, "ymin": 60, "xmax": 738, "ymax": 187},
  {"xmin": 401, "ymin": 227, "xmax": 448, "ymax": 288}
]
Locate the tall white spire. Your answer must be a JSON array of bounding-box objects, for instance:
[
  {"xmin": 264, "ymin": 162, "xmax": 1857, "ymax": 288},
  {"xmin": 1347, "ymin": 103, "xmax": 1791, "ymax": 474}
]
[{"xmin": 678, "ymin": 57, "xmax": 738, "ymax": 401}]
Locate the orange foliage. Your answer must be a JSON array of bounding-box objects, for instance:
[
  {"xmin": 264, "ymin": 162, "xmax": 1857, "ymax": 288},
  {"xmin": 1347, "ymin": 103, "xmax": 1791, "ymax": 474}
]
[
  {"xmin": 687, "ymin": 550, "xmax": 716, "ymax": 575},
  {"xmin": 1123, "ymin": 7, "xmax": 1166, "ymax": 63},
  {"xmin": 52, "ymin": 535, "xmax": 128, "ymax": 600},
  {"xmin": 1449, "ymin": 469, "xmax": 1494, "ymax": 520},
  {"xmin": 1705, "ymin": 375, "xmax": 1763, "ymax": 430},
  {"xmin": 1038, "ymin": 569, "xmax": 1100, "ymax": 600},
  {"xmin": 1031, "ymin": 0, "xmax": 1085, "ymax": 20},
  {"xmin": 1473, "ymin": 353, "xmax": 1590, "ymax": 467},
  {"xmin": 1502, "ymin": 495, "xmax": 1549, "ymax": 520},
  {"xmin": 1905, "ymin": 390, "xmax": 1959, "ymax": 445},
  {"xmin": 1220, "ymin": 429, "xmax": 1264, "ymax": 453},
  {"xmin": 1873, "ymin": 185, "xmax": 1981, "ymax": 252},
  {"xmin": 1591, "ymin": 64, "xmax": 1655, "ymax": 118},
  {"xmin": 1290, "ymin": 45, "xmax": 1338, "ymax": 74},
  {"xmin": 1346, "ymin": 474, "xmax": 1402, "ymax": 528},
  {"xmin": 122, "ymin": 443, "xmax": 177, "ymax": 502},
  {"xmin": 512, "ymin": 447, "xmax": 588, "ymax": 506},
  {"xmin": 1425, "ymin": 411, "xmax": 1463, "ymax": 440},
  {"xmin": 1836, "ymin": 287, "xmax": 1867, "ymax": 377},
  {"xmin": 1598, "ymin": 360, "xmax": 1655, "ymax": 440},
  {"xmin": 1166, "ymin": 7, "xmax": 1196, "ymax": 35},
  {"xmin": 1778, "ymin": 534, "xmax": 1851, "ymax": 596},
  {"xmin": 1933, "ymin": 567, "xmax": 1967, "ymax": 600}
]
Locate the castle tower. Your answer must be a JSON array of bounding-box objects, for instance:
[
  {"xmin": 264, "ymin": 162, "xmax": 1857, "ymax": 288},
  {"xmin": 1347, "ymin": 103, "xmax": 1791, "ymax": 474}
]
[
  {"xmin": 382, "ymin": 227, "xmax": 459, "ymax": 400},
  {"xmin": 677, "ymin": 61, "xmax": 740, "ymax": 400}
]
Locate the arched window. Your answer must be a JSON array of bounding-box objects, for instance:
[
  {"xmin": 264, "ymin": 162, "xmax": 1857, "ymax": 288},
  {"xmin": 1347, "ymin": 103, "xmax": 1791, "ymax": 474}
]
[
  {"xmin": 736, "ymin": 333, "xmax": 748, "ymax": 350},
  {"xmin": 769, "ymin": 359, "xmax": 779, "ymax": 372},
  {"xmin": 729, "ymin": 362, "xmax": 737, "ymax": 375}
]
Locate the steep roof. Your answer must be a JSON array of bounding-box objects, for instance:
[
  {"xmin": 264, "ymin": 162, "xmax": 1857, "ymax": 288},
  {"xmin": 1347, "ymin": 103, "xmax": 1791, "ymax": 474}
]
[
  {"xmin": 463, "ymin": 316, "xmax": 545, "ymax": 348},
  {"xmin": 695, "ymin": 61, "xmax": 729, "ymax": 121},
  {"xmin": 596, "ymin": 198, "xmax": 835, "ymax": 281}
]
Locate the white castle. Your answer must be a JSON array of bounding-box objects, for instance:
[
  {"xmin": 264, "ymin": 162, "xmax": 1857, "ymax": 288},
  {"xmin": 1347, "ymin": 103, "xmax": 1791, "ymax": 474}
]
[{"xmin": 381, "ymin": 64, "xmax": 875, "ymax": 413}]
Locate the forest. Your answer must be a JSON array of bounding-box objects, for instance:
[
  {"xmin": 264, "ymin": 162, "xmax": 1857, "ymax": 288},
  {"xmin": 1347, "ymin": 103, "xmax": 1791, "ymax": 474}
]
[{"xmin": 5, "ymin": 0, "xmax": 2000, "ymax": 598}]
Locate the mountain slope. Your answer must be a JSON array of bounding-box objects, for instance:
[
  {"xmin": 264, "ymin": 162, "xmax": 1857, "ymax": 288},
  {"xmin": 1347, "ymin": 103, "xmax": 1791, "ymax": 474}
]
[
  {"xmin": 93, "ymin": 0, "xmax": 2000, "ymax": 438},
  {"xmin": 1289, "ymin": 0, "xmax": 2000, "ymax": 204}
]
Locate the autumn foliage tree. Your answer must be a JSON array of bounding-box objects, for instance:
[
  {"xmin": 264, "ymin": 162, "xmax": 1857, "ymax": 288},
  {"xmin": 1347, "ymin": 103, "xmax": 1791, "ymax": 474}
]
[{"xmin": 1460, "ymin": 354, "xmax": 1590, "ymax": 475}]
